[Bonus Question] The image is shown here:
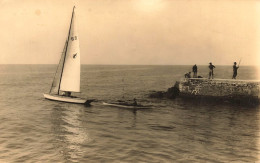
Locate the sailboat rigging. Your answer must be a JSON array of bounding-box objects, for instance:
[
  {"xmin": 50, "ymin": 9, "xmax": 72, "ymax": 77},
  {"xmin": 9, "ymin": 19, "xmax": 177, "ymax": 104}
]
[{"xmin": 43, "ymin": 6, "xmax": 91, "ymax": 105}]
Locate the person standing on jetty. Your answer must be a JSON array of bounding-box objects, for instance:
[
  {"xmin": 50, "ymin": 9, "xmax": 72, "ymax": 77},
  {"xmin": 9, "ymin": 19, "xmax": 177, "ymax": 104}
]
[
  {"xmin": 208, "ymin": 62, "xmax": 215, "ymax": 79},
  {"xmin": 232, "ymin": 62, "xmax": 239, "ymax": 79},
  {"xmin": 192, "ymin": 64, "xmax": 197, "ymax": 78}
]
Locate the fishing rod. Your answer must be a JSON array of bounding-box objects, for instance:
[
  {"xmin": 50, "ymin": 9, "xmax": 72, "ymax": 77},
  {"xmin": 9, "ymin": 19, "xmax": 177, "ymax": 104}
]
[{"xmin": 238, "ymin": 58, "xmax": 242, "ymax": 67}]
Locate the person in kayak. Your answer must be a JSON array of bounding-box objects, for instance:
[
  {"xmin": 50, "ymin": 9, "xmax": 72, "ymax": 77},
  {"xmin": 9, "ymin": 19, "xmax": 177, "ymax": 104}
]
[{"xmin": 133, "ymin": 98, "xmax": 137, "ymax": 106}]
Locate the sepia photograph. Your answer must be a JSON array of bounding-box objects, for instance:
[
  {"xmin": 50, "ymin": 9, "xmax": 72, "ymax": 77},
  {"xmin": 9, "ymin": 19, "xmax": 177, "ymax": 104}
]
[{"xmin": 0, "ymin": 0, "xmax": 260, "ymax": 162}]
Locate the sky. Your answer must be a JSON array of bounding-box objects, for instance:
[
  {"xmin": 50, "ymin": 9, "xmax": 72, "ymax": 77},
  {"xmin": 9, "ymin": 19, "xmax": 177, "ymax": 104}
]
[{"xmin": 0, "ymin": 0, "xmax": 260, "ymax": 66}]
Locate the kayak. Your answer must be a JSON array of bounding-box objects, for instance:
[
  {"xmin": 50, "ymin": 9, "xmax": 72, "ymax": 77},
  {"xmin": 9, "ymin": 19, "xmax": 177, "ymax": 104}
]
[{"xmin": 102, "ymin": 102, "xmax": 152, "ymax": 109}]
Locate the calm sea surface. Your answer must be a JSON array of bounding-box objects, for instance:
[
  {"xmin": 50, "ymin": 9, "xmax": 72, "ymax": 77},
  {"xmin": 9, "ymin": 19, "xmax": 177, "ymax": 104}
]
[{"xmin": 0, "ymin": 65, "xmax": 259, "ymax": 162}]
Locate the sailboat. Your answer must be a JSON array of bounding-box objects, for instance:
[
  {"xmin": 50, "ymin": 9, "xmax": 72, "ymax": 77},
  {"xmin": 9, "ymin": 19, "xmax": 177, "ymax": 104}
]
[{"xmin": 44, "ymin": 6, "xmax": 91, "ymax": 105}]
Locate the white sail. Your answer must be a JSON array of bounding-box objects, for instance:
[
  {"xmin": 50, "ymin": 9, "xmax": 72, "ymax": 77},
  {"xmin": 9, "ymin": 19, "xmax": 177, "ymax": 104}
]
[{"xmin": 60, "ymin": 7, "xmax": 81, "ymax": 93}]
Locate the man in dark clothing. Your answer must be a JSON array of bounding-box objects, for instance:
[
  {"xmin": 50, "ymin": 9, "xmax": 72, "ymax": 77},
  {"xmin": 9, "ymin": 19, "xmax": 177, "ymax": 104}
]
[
  {"xmin": 192, "ymin": 64, "xmax": 197, "ymax": 78},
  {"xmin": 208, "ymin": 62, "xmax": 215, "ymax": 79},
  {"xmin": 184, "ymin": 72, "xmax": 191, "ymax": 78},
  {"xmin": 232, "ymin": 62, "xmax": 239, "ymax": 79}
]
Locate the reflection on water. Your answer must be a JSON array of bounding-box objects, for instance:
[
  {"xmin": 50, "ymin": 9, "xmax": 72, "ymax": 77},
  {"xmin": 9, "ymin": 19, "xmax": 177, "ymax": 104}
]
[{"xmin": 51, "ymin": 104, "xmax": 92, "ymax": 162}]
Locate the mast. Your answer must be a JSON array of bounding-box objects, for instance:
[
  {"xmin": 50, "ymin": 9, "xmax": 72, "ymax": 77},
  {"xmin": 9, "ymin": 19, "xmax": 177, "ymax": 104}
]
[{"xmin": 57, "ymin": 6, "xmax": 76, "ymax": 95}]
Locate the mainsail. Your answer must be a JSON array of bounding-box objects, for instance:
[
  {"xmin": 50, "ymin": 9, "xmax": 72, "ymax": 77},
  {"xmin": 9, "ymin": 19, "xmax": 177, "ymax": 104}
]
[
  {"xmin": 60, "ymin": 6, "xmax": 81, "ymax": 93},
  {"xmin": 49, "ymin": 6, "xmax": 80, "ymax": 94}
]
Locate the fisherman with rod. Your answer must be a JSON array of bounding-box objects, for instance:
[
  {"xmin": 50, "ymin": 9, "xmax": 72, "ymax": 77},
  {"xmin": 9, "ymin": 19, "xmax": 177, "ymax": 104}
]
[{"xmin": 232, "ymin": 58, "xmax": 241, "ymax": 79}]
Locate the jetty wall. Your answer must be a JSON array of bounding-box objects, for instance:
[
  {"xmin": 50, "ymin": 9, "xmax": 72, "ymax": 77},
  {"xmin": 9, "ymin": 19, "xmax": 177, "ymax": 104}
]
[{"xmin": 178, "ymin": 78, "xmax": 260, "ymax": 100}]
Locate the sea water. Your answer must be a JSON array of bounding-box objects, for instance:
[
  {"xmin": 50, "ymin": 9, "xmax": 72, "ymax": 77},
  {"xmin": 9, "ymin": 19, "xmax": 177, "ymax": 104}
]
[{"xmin": 0, "ymin": 65, "xmax": 259, "ymax": 162}]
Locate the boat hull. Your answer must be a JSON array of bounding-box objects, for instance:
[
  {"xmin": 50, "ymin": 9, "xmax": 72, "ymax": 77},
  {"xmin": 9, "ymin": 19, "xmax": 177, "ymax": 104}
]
[{"xmin": 43, "ymin": 93, "xmax": 87, "ymax": 104}]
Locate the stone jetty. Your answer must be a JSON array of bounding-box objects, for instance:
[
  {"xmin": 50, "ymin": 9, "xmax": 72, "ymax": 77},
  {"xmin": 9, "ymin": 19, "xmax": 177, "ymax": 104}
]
[
  {"xmin": 149, "ymin": 78, "xmax": 260, "ymax": 105},
  {"xmin": 177, "ymin": 78, "xmax": 260, "ymax": 104}
]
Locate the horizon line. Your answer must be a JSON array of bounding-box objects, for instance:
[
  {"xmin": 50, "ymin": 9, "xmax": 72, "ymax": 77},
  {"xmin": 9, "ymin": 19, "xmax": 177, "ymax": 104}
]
[{"xmin": 0, "ymin": 63, "xmax": 259, "ymax": 67}]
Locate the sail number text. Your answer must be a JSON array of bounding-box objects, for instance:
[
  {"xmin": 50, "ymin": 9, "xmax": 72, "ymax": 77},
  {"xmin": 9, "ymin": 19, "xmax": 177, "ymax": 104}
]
[{"xmin": 71, "ymin": 36, "xmax": 77, "ymax": 41}]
